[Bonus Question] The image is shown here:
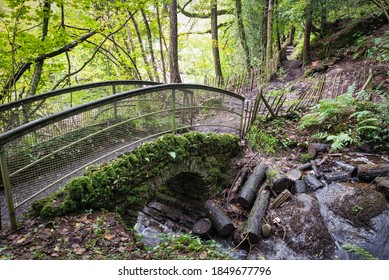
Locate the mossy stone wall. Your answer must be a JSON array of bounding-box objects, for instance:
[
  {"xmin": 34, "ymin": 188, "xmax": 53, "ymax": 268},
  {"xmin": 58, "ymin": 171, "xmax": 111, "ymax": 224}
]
[{"xmin": 31, "ymin": 132, "xmax": 240, "ymax": 226}]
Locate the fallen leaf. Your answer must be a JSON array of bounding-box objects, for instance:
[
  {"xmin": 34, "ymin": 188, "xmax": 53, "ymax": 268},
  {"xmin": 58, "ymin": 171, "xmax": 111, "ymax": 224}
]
[
  {"xmin": 51, "ymin": 253, "xmax": 59, "ymax": 257},
  {"xmin": 74, "ymin": 247, "xmax": 86, "ymax": 255},
  {"xmin": 104, "ymin": 233, "xmax": 114, "ymax": 240},
  {"xmin": 118, "ymin": 247, "xmax": 126, "ymax": 253}
]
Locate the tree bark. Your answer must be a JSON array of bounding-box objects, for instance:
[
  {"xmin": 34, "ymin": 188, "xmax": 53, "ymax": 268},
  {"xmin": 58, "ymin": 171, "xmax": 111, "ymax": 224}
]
[
  {"xmin": 235, "ymin": 0, "xmax": 251, "ymax": 69},
  {"xmin": 204, "ymin": 200, "xmax": 235, "ymax": 237},
  {"xmin": 265, "ymin": 0, "xmax": 274, "ymax": 75},
  {"xmin": 357, "ymin": 164, "xmax": 389, "ymax": 182},
  {"xmin": 130, "ymin": 12, "xmax": 155, "ymax": 81},
  {"xmin": 192, "ymin": 218, "xmax": 215, "ymax": 239},
  {"xmin": 308, "ymin": 143, "xmax": 330, "ymax": 157},
  {"xmin": 211, "ymin": 3, "xmax": 224, "ymax": 85},
  {"xmin": 237, "ymin": 163, "xmax": 268, "ymax": 208},
  {"xmin": 242, "ymin": 185, "xmax": 271, "ymax": 244},
  {"xmin": 141, "ymin": 9, "xmax": 159, "ymax": 81},
  {"xmin": 303, "ymin": 0, "xmax": 313, "ymax": 65},
  {"xmin": 156, "ymin": 6, "xmax": 167, "ymax": 83},
  {"xmin": 267, "ymin": 165, "xmax": 294, "ymax": 195},
  {"xmin": 169, "ymin": 0, "xmax": 182, "ymax": 83},
  {"xmin": 228, "ymin": 166, "xmax": 249, "ymax": 202},
  {"xmin": 29, "ymin": 0, "xmax": 51, "ymax": 97}
]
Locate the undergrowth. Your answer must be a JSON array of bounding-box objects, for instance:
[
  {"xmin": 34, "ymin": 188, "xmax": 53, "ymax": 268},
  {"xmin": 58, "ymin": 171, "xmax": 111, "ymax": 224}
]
[
  {"xmin": 298, "ymin": 84, "xmax": 388, "ymax": 151},
  {"xmin": 247, "ymin": 117, "xmax": 298, "ymax": 154}
]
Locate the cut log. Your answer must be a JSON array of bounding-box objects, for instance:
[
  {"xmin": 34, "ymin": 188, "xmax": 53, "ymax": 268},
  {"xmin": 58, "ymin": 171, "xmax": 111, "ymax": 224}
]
[
  {"xmin": 228, "ymin": 167, "xmax": 249, "ymax": 202},
  {"xmin": 242, "ymin": 185, "xmax": 271, "ymax": 244},
  {"xmin": 286, "ymin": 169, "xmax": 302, "ymax": 181},
  {"xmin": 323, "ymin": 171, "xmax": 351, "ymax": 183},
  {"xmin": 304, "ymin": 174, "xmax": 324, "ymax": 191},
  {"xmin": 266, "ymin": 166, "xmax": 294, "ymax": 195},
  {"xmin": 293, "ymin": 180, "xmax": 307, "ymax": 194},
  {"xmin": 298, "ymin": 162, "xmax": 312, "ymax": 171},
  {"xmin": 308, "ymin": 143, "xmax": 330, "ymax": 157},
  {"xmin": 204, "ymin": 200, "xmax": 235, "ymax": 237},
  {"xmin": 357, "ymin": 164, "xmax": 389, "ymax": 182},
  {"xmin": 237, "ymin": 163, "xmax": 268, "ymax": 208},
  {"xmin": 271, "ymin": 189, "xmax": 292, "ymax": 209},
  {"xmin": 334, "ymin": 160, "xmax": 357, "ymax": 177},
  {"xmin": 375, "ymin": 177, "xmax": 389, "ymax": 200},
  {"xmin": 192, "ymin": 218, "xmax": 215, "ymax": 239}
]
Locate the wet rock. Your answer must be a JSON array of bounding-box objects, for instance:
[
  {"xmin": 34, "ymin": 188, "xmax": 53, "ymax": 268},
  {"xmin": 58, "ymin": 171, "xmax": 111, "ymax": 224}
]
[
  {"xmin": 252, "ymin": 193, "xmax": 336, "ymax": 260},
  {"xmin": 316, "ymin": 183, "xmax": 389, "ymax": 260}
]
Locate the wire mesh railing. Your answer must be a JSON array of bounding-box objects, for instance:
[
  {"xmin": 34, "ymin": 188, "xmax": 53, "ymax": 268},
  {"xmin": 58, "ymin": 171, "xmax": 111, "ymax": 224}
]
[
  {"xmin": 0, "ymin": 83, "xmax": 246, "ymax": 231},
  {"xmin": 0, "ymin": 80, "xmax": 161, "ymax": 133}
]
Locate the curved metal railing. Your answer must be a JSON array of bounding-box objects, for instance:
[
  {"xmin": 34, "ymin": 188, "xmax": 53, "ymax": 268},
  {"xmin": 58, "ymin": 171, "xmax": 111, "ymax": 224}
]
[
  {"xmin": 0, "ymin": 80, "xmax": 162, "ymax": 133},
  {"xmin": 0, "ymin": 82, "xmax": 247, "ymax": 230}
]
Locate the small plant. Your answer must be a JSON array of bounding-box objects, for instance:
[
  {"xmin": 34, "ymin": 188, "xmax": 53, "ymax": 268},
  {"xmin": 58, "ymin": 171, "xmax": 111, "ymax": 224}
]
[{"xmin": 341, "ymin": 243, "xmax": 378, "ymax": 260}]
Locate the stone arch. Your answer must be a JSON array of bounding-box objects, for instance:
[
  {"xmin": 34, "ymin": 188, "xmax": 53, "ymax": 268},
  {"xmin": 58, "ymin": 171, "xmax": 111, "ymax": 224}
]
[{"xmin": 31, "ymin": 132, "xmax": 240, "ymax": 226}]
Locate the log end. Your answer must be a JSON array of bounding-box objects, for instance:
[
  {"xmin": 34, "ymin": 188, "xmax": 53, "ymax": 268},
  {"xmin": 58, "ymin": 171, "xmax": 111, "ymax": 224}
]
[{"xmin": 193, "ymin": 218, "xmax": 214, "ymax": 239}]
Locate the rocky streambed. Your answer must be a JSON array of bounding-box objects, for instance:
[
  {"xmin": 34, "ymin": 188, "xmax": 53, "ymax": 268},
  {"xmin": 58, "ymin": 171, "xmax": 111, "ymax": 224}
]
[{"xmin": 135, "ymin": 150, "xmax": 389, "ymax": 260}]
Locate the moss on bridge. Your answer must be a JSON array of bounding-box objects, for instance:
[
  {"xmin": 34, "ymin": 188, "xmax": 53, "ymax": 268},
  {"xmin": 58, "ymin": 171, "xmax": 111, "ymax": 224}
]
[{"xmin": 31, "ymin": 132, "xmax": 240, "ymax": 226}]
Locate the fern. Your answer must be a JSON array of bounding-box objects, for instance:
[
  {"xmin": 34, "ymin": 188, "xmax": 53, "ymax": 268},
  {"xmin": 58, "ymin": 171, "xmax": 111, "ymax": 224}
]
[
  {"xmin": 327, "ymin": 132, "xmax": 353, "ymax": 150},
  {"xmin": 312, "ymin": 132, "xmax": 329, "ymax": 140},
  {"xmin": 350, "ymin": 110, "xmax": 373, "ymax": 121}
]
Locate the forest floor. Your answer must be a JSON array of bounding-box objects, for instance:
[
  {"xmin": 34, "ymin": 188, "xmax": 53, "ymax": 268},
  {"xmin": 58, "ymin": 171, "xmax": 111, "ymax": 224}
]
[{"xmin": 1, "ymin": 17, "xmax": 388, "ymax": 260}]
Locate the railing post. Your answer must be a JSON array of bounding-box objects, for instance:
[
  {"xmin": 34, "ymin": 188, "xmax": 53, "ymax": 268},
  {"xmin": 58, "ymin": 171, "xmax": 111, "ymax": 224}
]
[
  {"xmin": 112, "ymin": 85, "xmax": 118, "ymax": 119},
  {"xmin": 239, "ymin": 100, "xmax": 245, "ymax": 138},
  {"xmin": 0, "ymin": 146, "xmax": 17, "ymax": 230},
  {"xmin": 171, "ymin": 89, "xmax": 176, "ymax": 134}
]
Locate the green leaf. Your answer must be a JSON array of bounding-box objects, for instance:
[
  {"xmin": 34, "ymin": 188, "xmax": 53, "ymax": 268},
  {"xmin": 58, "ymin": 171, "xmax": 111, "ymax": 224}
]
[{"xmin": 168, "ymin": 152, "xmax": 176, "ymax": 159}]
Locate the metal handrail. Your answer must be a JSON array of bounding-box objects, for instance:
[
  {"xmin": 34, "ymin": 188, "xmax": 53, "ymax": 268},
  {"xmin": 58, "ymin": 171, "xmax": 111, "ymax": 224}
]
[
  {"xmin": 0, "ymin": 80, "xmax": 162, "ymax": 112},
  {"xmin": 0, "ymin": 83, "xmax": 244, "ymax": 145}
]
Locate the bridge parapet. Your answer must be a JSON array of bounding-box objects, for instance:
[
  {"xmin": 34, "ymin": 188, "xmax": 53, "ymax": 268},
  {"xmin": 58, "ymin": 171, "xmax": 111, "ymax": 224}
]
[{"xmin": 0, "ymin": 83, "xmax": 247, "ymax": 230}]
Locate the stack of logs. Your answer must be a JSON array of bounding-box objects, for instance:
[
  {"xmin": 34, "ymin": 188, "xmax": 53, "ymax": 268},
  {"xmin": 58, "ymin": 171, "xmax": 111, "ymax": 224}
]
[{"xmin": 192, "ymin": 143, "xmax": 389, "ymax": 245}]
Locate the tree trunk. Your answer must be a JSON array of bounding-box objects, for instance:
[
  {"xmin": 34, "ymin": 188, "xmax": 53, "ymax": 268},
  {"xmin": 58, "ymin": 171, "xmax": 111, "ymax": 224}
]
[
  {"xmin": 235, "ymin": 0, "xmax": 251, "ymax": 69},
  {"xmin": 357, "ymin": 164, "xmax": 389, "ymax": 182},
  {"xmin": 262, "ymin": 0, "xmax": 269, "ymax": 63},
  {"xmin": 229, "ymin": 166, "xmax": 249, "ymax": 202},
  {"xmin": 156, "ymin": 6, "xmax": 167, "ymax": 83},
  {"xmin": 169, "ymin": 0, "xmax": 182, "ymax": 83},
  {"xmin": 193, "ymin": 218, "xmax": 215, "ymax": 239},
  {"xmin": 204, "ymin": 200, "xmax": 235, "ymax": 237},
  {"xmin": 242, "ymin": 185, "xmax": 271, "ymax": 244},
  {"xmin": 141, "ymin": 9, "xmax": 159, "ymax": 82},
  {"xmin": 211, "ymin": 3, "xmax": 224, "ymax": 85},
  {"xmin": 29, "ymin": 0, "xmax": 51, "ymax": 97},
  {"xmin": 237, "ymin": 163, "xmax": 268, "ymax": 208},
  {"xmin": 267, "ymin": 165, "xmax": 294, "ymax": 195},
  {"xmin": 303, "ymin": 0, "xmax": 312, "ymax": 65},
  {"xmin": 265, "ymin": 0, "xmax": 274, "ymax": 75},
  {"xmin": 308, "ymin": 143, "xmax": 330, "ymax": 157},
  {"xmin": 130, "ymin": 12, "xmax": 155, "ymax": 81}
]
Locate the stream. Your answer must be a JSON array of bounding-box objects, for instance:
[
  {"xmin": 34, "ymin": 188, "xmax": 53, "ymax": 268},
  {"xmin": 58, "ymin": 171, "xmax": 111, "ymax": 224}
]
[{"xmin": 134, "ymin": 152, "xmax": 389, "ymax": 260}]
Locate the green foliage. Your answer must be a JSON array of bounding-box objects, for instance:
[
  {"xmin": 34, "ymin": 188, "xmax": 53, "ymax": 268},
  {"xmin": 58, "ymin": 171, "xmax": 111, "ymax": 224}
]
[
  {"xmin": 247, "ymin": 117, "xmax": 297, "ymax": 155},
  {"xmin": 341, "ymin": 243, "xmax": 378, "ymax": 260},
  {"xmin": 299, "ymin": 85, "xmax": 388, "ymax": 150},
  {"xmin": 148, "ymin": 233, "xmax": 231, "ymax": 260},
  {"xmin": 366, "ymin": 30, "xmax": 389, "ymax": 62}
]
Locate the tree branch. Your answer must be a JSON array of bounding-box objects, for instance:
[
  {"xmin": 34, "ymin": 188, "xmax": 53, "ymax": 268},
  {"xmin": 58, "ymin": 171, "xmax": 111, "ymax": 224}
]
[
  {"xmin": 3, "ymin": 30, "xmax": 97, "ymax": 95},
  {"xmin": 52, "ymin": 14, "xmax": 136, "ymax": 89},
  {"xmin": 178, "ymin": 4, "xmax": 232, "ymax": 18}
]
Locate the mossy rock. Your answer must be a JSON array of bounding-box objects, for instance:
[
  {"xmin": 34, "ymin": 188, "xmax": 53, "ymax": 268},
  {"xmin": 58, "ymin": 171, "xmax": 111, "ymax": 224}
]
[
  {"xmin": 30, "ymin": 132, "xmax": 240, "ymax": 226},
  {"xmin": 330, "ymin": 187, "xmax": 387, "ymax": 227}
]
